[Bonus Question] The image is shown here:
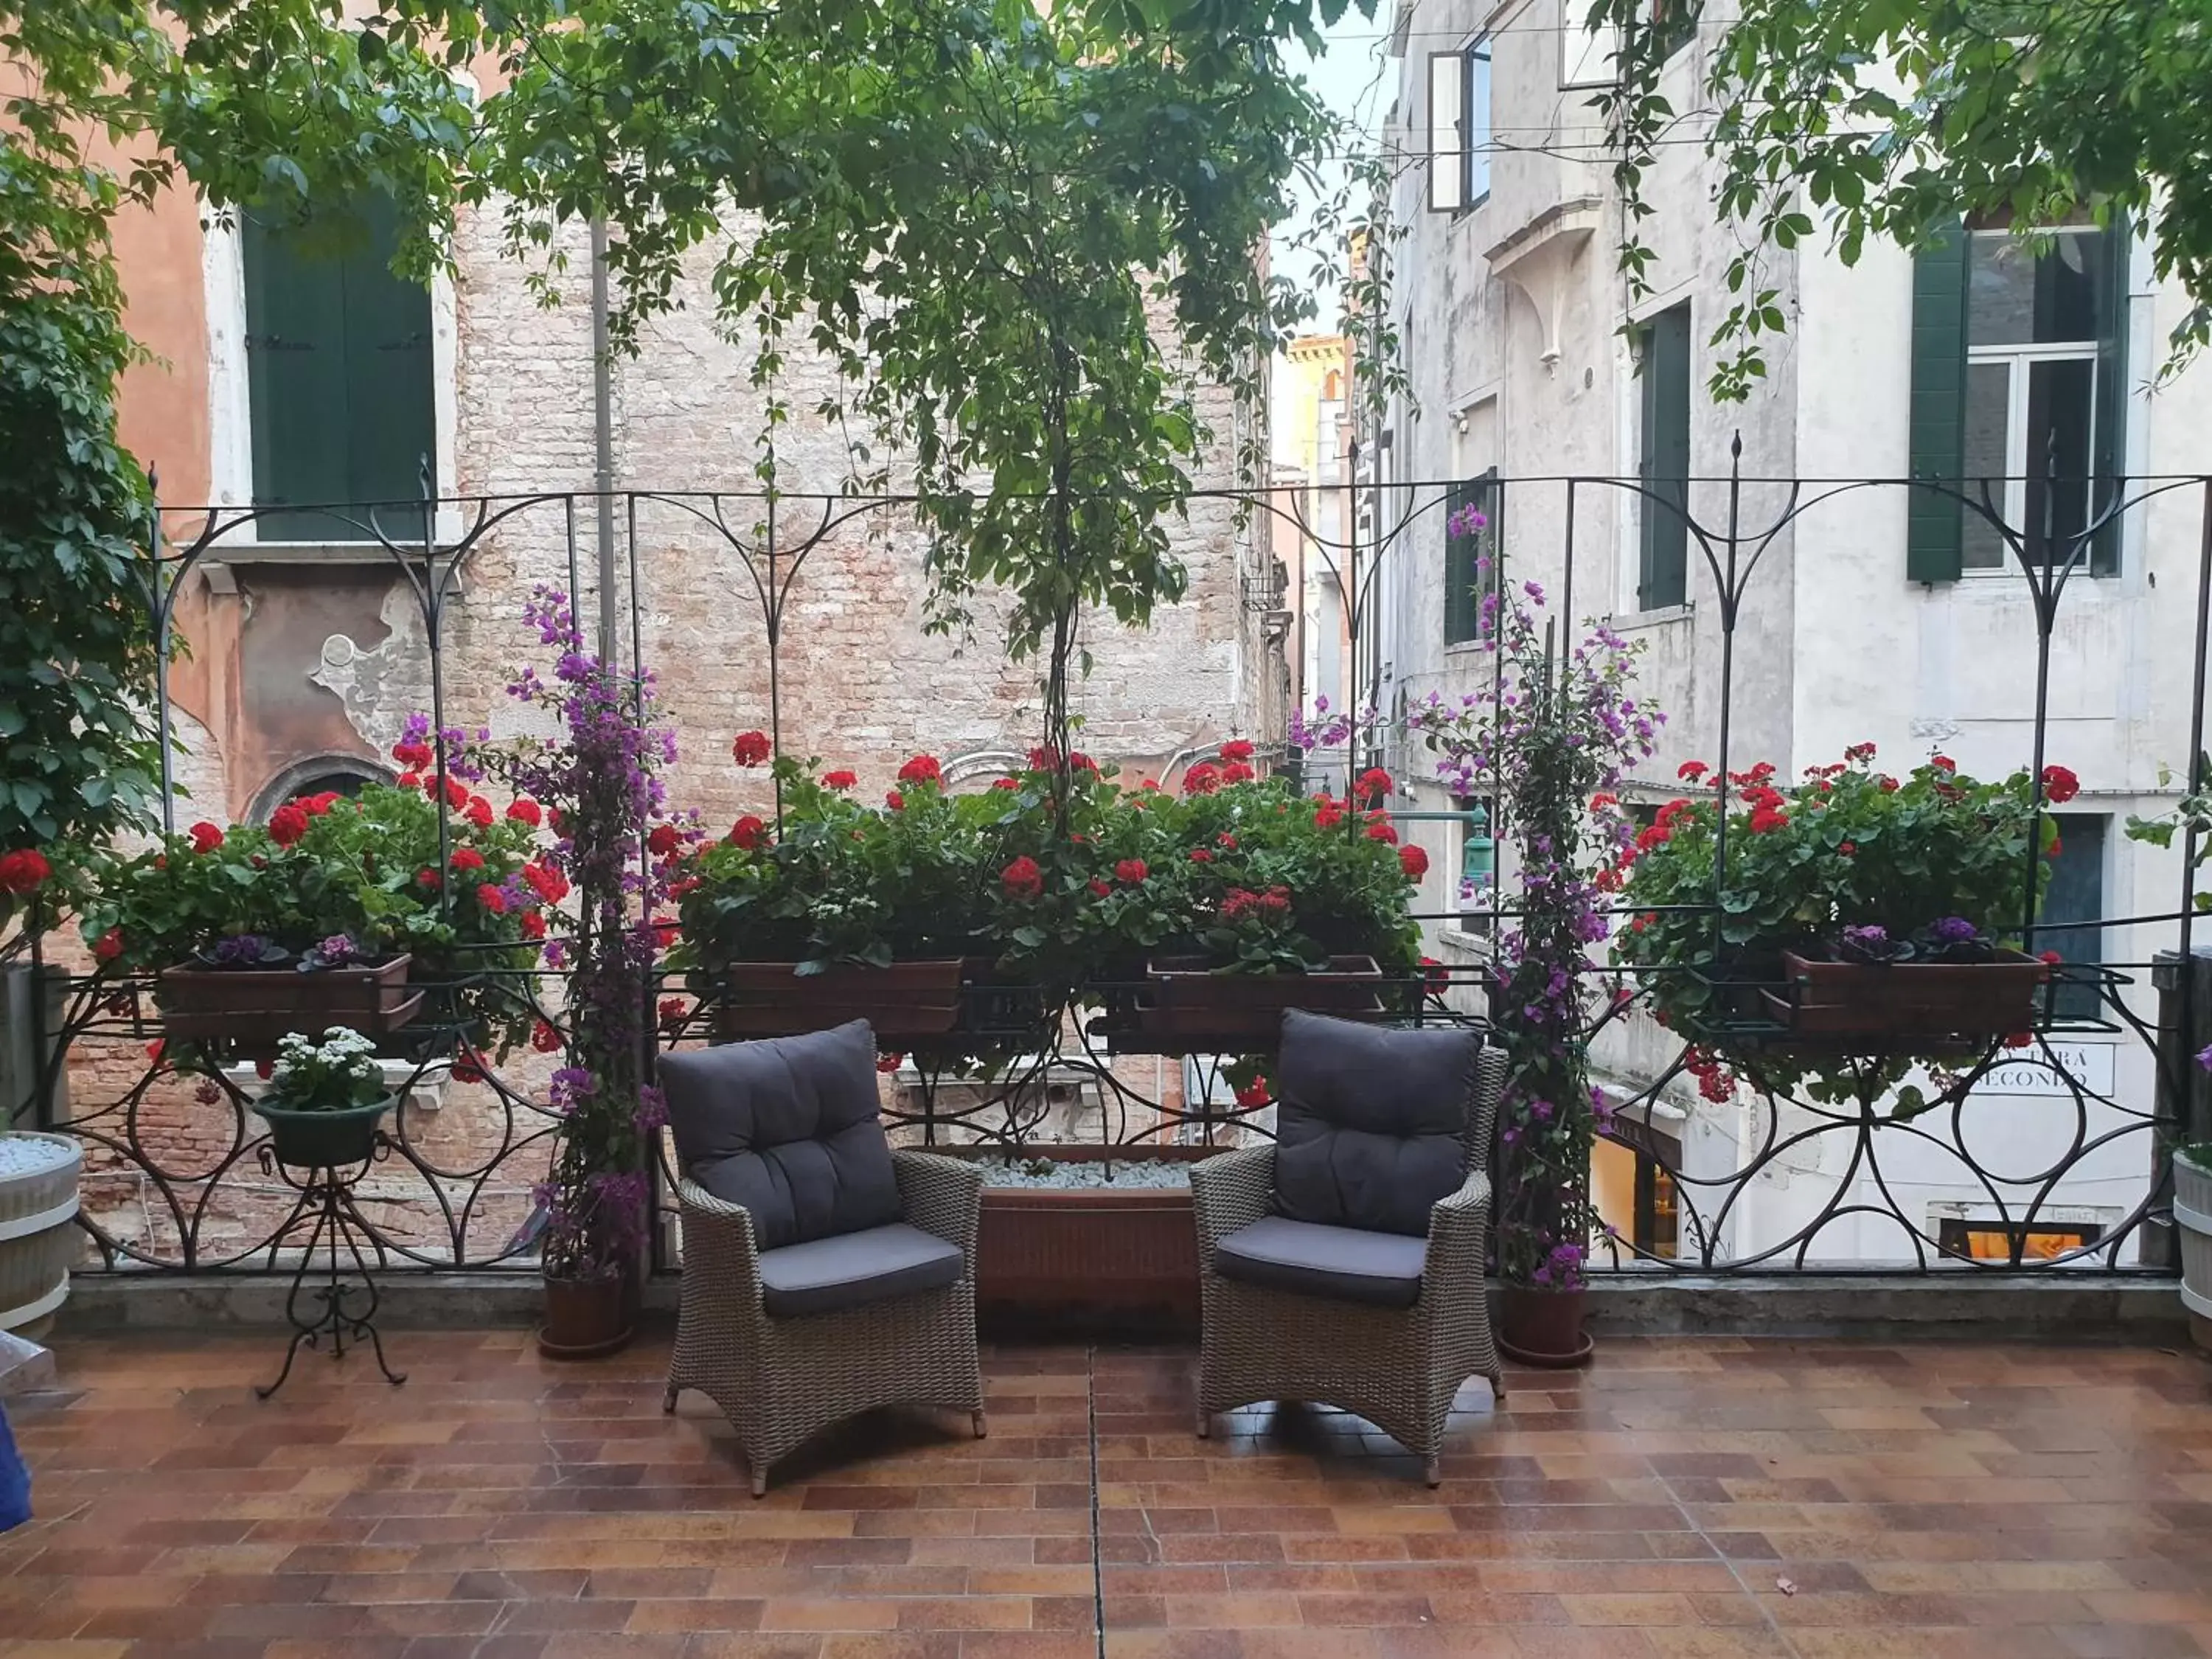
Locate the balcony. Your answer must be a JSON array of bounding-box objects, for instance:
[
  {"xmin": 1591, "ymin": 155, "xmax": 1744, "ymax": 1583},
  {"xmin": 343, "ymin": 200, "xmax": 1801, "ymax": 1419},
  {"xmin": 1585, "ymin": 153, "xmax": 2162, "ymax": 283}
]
[{"xmin": 8, "ymin": 1325, "xmax": 2212, "ymax": 1658}]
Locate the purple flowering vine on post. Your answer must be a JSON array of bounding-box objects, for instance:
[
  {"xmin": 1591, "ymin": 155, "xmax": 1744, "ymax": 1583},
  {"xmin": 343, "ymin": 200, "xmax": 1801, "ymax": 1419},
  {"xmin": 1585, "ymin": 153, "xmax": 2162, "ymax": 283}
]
[
  {"xmin": 462, "ymin": 586, "xmax": 683, "ymax": 1284},
  {"xmin": 1402, "ymin": 521, "xmax": 1665, "ymax": 1290}
]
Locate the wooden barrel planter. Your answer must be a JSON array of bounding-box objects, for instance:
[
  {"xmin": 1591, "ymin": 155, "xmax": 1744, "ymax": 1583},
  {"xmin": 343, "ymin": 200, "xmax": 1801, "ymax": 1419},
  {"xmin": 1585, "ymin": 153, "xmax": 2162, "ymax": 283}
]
[
  {"xmin": 713, "ymin": 959, "xmax": 967, "ymax": 1043},
  {"xmin": 2177, "ymin": 1147, "xmax": 2212, "ymax": 1354},
  {"xmin": 0, "ymin": 1131, "xmax": 82, "ymax": 1332},
  {"xmin": 1764, "ymin": 949, "xmax": 2048, "ymax": 1043},
  {"xmin": 950, "ymin": 1144, "xmax": 1215, "ymax": 1333},
  {"xmin": 156, "ymin": 954, "xmax": 422, "ymax": 1051},
  {"xmin": 1138, "ymin": 955, "xmax": 1384, "ymax": 1040}
]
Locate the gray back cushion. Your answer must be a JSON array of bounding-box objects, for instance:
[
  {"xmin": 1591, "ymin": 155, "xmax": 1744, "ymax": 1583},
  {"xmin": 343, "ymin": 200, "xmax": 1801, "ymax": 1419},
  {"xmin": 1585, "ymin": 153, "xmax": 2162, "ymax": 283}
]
[
  {"xmin": 658, "ymin": 1020, "xmax": 903, "ymax": 1250},
  {"xmin": 1271, "ymin": 1010, "xmax": 1480, "ymax": 1237}
]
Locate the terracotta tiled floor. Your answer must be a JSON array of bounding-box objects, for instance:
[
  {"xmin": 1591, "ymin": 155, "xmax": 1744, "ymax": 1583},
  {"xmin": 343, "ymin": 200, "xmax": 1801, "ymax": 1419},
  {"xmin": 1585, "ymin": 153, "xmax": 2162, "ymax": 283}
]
[{"xmin": 4, "ymin": 1329, "xmax": 2211, "ymax": 1658}]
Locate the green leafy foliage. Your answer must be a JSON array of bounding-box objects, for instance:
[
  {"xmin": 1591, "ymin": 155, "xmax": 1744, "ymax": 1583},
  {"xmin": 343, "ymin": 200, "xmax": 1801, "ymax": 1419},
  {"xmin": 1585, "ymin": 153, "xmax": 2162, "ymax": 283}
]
[
  {"xmin": 1593, "ymin": 0, "xmax": 2212, "ymax": 397},
  {"xmin": 2125, "ymin": 753, "xmax": 2212, "ymax": 911}
]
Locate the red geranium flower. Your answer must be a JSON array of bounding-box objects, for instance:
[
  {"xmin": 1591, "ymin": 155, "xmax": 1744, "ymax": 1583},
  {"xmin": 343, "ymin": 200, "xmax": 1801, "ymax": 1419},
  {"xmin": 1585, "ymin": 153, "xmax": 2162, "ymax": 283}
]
[
  {"xmin": 443, "ymin": 776, "xmax": 471, "ymax": 810},
  {"xmin": 728, "ymin": 815, "xmax": 768, "ymax": 850},
  {"xmin": 397, "ymin": 772, "xmax": 422, "ymax": 789},
  {"xmin": 1748, "ymin": 806, "xmax": 1790, "ymax": 834},
  {"xmin": 877, "ymin": 1051, "xmax": 905, "ymax": 1074},
  {"xmin": 451, "ymin": 846, "xmax": 486, "ymax": 874},
  {"xmin": 1366, "ymin": 822, "xmax": 1399, "ymax": 846},
  {"xmin": 1220, "ymin": 760, "xmax": 1256, "ymax": 785},
  {"xmin": 465, "ymin": 796, "xmax": 494, "ymax": 829},
  {"xmin": 647, "ymin": 823, "xmax": 681, "ymax": 858},
  {"xmin": 1219, "ymin": 738, "xmax": 1256, "ymax": 763},
  {"xmin": 1189, "ymin": 848, "xmax": 1213, "ymax": 863},
  {"xmin": 1844, "ymin": 741, "xmax": 1878, "ymax": 762},
  {"xmin": 302, "ymin": 790, "xmax": 340, "ymax": 816},
  {"xmin": 532, "ymin": 1020, "xmax": 563, "ymax": 1054},
  {"xmin": 1116, "ymin": 859, "xmax": 1148, "ymax": 884},
  {"xmin": 0, "ymin": 849, "xmax": 49, "ymax": 894},
  {"xmin": 1182, "ymin": 762, "xmax": 1222, "ymax": 796},
  {"xmin": 2039, "ymin": 950, "xmax": 2064, "ymax": 966},
  {"xmin": 2003, "ymin": 1031, "xmax": 2033, "ymax": 1049},
  {"xmin": 897, "ymin": 754, "xmax": 942, "ymax": 786},
  {"xmin": 1677, "ymin": 760, "xmax": 1709, "ymax": 782},
  {"xmin": 451, "ymin": 1055, "xmax": 485, "ymax": 1084},
  {"xmin": 523, "ymin": 861, "xmax": 569, "ymax": 903},
  {"xmin": 92, "ymin": 928, "xmax": 124, "ymax": 962},
  {"xmin": 2042, "ymin": 765, "xmax": 2080, "ymax": 804},
  {"xmin": 1878, "ymin": 776, "xmax": 1899, "ymax": 793},
  {"xmin": 392, "ymin": 740, "xmax": 434, "ymax": 770},
  {"xmin": 657, "ymin": 998, "xmax": 689, "ymax": 1026},
  {"xmin": 519, "ymin": 911, "xmax": 546, "ymax": 940},
  {"xmin": 1355, "ymin": 767, "xmax": 1392, "ymax": 802},
  {"xmin": 1838, "ymin": 841, "xmax": 1857, "ymax": 856},
  {"xmin": 507, "ymin": 798, "xmax": 543, "ymax": 827},
  {"xmin": 476, "ymin": 883, "xmax": 509, "ymax": 914},
  {"xmin": 1314, "ymin": 804, "xmax": 1343, "ymax": 830},
  {"xmin": 416, "ymin": 866, "xmax": 441, "ymax": 888},
  {"xmin": 1930, "ymin": 754, "xmax": 1957, "ymax": 772},
  {"xmin": 990, "ymin": 777, "xmax": 1020, "ymax": 791},
  {"xmin": 1028, "ymin": 745, "xmax": 1063, "ymax": 771},
  {"xmin": 821, "ymin": 770, "xmax": 858, "ymax": 791},
  {"xmin": 268, "ymin": 804, "xmax": 310, "ymax": 846},
  {"xmin": 1088, "ymin": 878, "xmax": 1112, "ymax": 897},
  {"xmin": 188, "ymin": 821, "xmax": 224, "ymax": 853},
  {"xmin": 1001, "ymin": 855, "xmax": 1044, "ymax": 900},
  {"xmin": 731, "ymin": 730, "xmax": 772, "ymax": 768},
  {"xmin": 1233, "ymin": 1075, "xmax": 1270, "ymax": 1109},
  {"xmin": 1399, "ymin": 844, "xmax": 1430, "ymax": 880},
  {"xmin": 886, "ymin": 790, "xmax": 904, "ymax": 810}
]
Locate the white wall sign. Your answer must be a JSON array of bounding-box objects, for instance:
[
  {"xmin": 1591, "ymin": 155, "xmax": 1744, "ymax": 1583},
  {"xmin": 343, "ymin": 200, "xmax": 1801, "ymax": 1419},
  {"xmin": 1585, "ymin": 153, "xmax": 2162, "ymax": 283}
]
[{"xmin": 1972, "ymin": 1041, "xmax": 2118, "ymax": 1100}]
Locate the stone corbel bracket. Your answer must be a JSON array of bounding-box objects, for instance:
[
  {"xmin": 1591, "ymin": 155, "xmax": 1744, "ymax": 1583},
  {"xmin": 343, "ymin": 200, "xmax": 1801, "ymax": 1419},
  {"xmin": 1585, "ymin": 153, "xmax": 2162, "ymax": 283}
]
[{"xmin": 1486, "ymin": 197, "xmax": 1603, "ymax": 372}]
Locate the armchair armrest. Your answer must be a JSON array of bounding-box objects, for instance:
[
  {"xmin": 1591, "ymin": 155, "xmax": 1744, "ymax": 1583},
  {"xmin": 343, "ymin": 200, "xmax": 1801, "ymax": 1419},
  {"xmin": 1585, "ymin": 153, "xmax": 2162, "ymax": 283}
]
[
  {"xmin": 1188, "ymin": 1144, "xmax": 1276, "ymax": 1265},
  {"xmin": 1423, "ymin": 1167, "xmax": 1492, "ymax": 1293},
  {"xmin": 891, "ymin": 1149, "xmax": 985, "ymax": 1267},
  {"xmin": 675, "ymin": 1176, "xmax": 765, "ymax": 1307}
]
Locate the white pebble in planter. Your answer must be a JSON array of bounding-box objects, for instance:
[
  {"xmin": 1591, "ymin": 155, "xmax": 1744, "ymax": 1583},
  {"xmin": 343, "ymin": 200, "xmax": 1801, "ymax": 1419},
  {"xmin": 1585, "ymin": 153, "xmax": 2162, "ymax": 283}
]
[{"xmin": 0, "ymin": 1132, "xmax": 83, "ymax": 1332}]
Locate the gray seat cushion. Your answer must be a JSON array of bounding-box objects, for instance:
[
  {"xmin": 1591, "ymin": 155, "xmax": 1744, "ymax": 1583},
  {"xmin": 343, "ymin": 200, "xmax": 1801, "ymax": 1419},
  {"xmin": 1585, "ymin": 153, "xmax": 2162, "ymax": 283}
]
[
  {"xmin": 1271, "ymin": 1010, "xmax": 1480, "ymax": 1237},
  {"xmin": 659, "ymin": 1020, "xmax": 903, "ymax": 1250},
  {"xmin": 1214, "ymin": 1216, "xmax": 1427, "ymax": 1310},
  {"xmin": 755, "ymin": 1221, "xmax": 964, "ymax": 1318}
]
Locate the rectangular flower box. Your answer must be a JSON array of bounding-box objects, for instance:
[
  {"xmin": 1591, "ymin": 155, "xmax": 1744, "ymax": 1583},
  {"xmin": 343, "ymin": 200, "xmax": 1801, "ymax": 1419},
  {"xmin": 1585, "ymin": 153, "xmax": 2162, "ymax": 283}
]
[
  {"xmin": 156, "ymin": 954, "xmax": 421, "ymax": 1051},
  {"xmin": 714, "ymin": 958, "xmax": 966, "ymax": 1043},
  {"xmin": 1765, "ymin": 948, "xmax": 2049, "ymax": 1043},
  {"xmin": 947, "ymin": 1144, "xmax": 1216, "ymax": 1332},
  {"xmin": 1138, "ymin": 954, "xmax": 1385, "ymax": 1041}
]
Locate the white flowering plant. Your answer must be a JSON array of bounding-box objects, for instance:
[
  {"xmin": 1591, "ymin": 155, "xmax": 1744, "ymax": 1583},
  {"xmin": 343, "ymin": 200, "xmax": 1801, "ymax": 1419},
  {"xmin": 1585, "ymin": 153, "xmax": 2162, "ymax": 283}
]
[{"xmin": 262, "ymin": 1028, "xmax": 388, "ymax": 1115}]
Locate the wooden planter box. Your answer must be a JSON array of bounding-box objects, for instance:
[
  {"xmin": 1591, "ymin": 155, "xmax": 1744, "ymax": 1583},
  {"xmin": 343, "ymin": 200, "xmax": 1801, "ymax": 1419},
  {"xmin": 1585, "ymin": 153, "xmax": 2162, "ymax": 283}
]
[
  {"xmin": 1138, "ymin": 954, "xmax": 1384, "ymax": 1040},
  {"xmin": 951, "ymin": 1144, "xmax": 1214, "ymax": 1328},
  {"xmin": 714, "ymin": 959, "xmax": 966, "ymax": 1043},
  {"xmin": 156, "ymin": 954, "xmax": 421, "ymax": 1051},
  {"xmin": 1764, "ymin": 948, "xmax": 2048, "ymax": 1043},
  {"xmin": 0, "ymin": 1131, "xmax": 80, "ymax": 1332}
]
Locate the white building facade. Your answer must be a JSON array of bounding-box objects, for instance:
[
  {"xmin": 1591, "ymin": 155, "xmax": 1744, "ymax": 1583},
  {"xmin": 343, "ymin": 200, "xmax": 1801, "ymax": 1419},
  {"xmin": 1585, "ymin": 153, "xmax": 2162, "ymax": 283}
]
[{"xmin": 1371, "ymin": 0, "xmax": 2208, "ymax": 1267}]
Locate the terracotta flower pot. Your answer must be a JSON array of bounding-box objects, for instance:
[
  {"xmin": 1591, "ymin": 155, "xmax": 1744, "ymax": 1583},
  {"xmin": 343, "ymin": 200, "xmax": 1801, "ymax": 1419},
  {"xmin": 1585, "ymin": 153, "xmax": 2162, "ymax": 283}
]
[
  {"xmin": 1498, "ymin": 1284, "xmax": 1593, "ymax": 1368},
  {"xmin": 1765, "ymin": 948, "xmax": 2048, "ymax": 1044},
  {"xmin": 714, "ymin": 959, "xmax": 966, "ymax": 1043},
  {"xmin": 538, "ymin": 1272, "xmax": 634, "ymax": 1359}
]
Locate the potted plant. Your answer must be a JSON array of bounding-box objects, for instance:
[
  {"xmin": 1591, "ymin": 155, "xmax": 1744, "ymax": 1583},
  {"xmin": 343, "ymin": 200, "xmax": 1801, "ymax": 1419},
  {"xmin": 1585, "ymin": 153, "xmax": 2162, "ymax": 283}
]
[
  {"xmin": 74, "ymin": 782, "xmax": 551, "ymax": 1056},
  {"xmin": 1613, "ymin": 746, "xmax": 2062, "ymax": 1106},
  {"xmin": 253, "ymin": 1026, "xmax": 397, "ymax": 1168},
  {"xmin": 676, "ymin": 748, "xmax": 1020, "ymax": 1042},
  {"xmin": 462, "ymin": 588, "xmax": 672, "ymax": 1358},
  {"xmin": 1405, "ymin": 504, "xmax": 1664, "ymax": 1365},
  {"xmin": 2178, "ymin": 1143, "xmax": 2212, "ymax": 1354}
]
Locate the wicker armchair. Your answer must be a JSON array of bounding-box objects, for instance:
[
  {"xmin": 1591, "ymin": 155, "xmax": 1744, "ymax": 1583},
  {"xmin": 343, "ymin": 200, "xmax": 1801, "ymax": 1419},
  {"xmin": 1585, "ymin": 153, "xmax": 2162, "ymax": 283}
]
[
  {"xmin": 1191, "ymin": 1025, "xmax": 1508, "ymax": 1486},
  {"xmin": 658, "ymin": 1023, "xmax": 987, "ymax": 1497}
]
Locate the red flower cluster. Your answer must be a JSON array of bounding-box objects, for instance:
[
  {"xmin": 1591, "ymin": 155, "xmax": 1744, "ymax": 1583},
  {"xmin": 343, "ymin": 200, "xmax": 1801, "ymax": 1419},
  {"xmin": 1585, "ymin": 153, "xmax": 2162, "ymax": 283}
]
[
  {"xmin": 1930, "ymin": 754, "xmax": 1956, "ymax": 772},
  {"xmin": 1683, "ymin": 1047, "xmax": 1737, "ymax": 1105},
  {"xmin": 507, "ymin": 797, "xmax": 543, "ymax": 827},
  {"xmin": 897, "ymin": 754, "xmax": 942, "ymax": 785},
  {"xmin": 1219, "ymin": 738, "xmax": 1255, "ymax": 763},
  {"xmin": 647, "ymin": 823, "xmax": 681, "ymax": 858},
  {"xmin": 1354, "ymin": 767, "xmax": 1392, "ymax": 803},
  {"xmin": 1114, "ymin": 858, "xmax": 1147, "ymax": 884},
  {"xmin": 1189, "ymin": 847, "xmax": 1213, "ymax": 863},
  {"xmin": 519, "ymin": 911, "xmax": 546, "ymax": 940},
  {"xmin": 1677, "ymin": 760, "xmax": 1709, "ymax": 782},
  {"xmin": 731, "ymin": 730, "xmax": 772, "ymax": 768},
  {"xmin": 821, "ymin": 770, "xmax": 858, "ymax": 791},
  {"xmin": 1182, "ymin": 762, "xmax": 1222, "ymax": 796},
  {"xmin": 886, "ymin": 790, "xmax": 904, "ymax": 810},
  {"xmin": 451, "ymin": 846, "xmax": 486, "ymax": 874},
  {"xmin": 1398, "ymin": 844, "xmax": 1429, "ymax": 880},
  {"xmin": 1233, "ymin": 1075, "xmax": 1270, "ymax": 1109},
  {"xmin": 532, "ymin": 1020, "xmax": 563, "ymax": 1054},
  {"xmin": 2042, "ymin": 765, "xmax": 2080, "ymax": 804},
  {"xmin": 0, "ymin": 849, "xmax": 49, "ymax": 895},
  {"xmin": 416, "ymin": 866, "xmax": 441, "ymax": 889},
  {"xmin": 658, "ymin": 998, "xmax": 690, "ymax": 1026},
  {"xmin": 523, "ymin": 860, "xmax": 569, "ymax": 904},
  {"xmin": 1312, "ymin": 794, "xmax": 1344, "ymax": 830},
  {"xmin": 477, "ymin": 883, "xmax": 509, "ymax": 915},
  {"xmin": 728, "ymin": 814, "xmax": 768, "ymax": 850},
  {"xmin": 1220, "ymin": 885, "xmax": 1291, "ymax": 921},
  {"xmin": 1366, "ymin": 821, "xmax": 1399, "ymax": 846},
  {"xmin": 1220, "ymin": 760, "xmax": 1256, "ymax": 785},
  {"xmin": 92, "ymin": 928, "xmax": 124, "ymax": 962},
  {"xmin": 877, "ymin": 1051, "xmax": 905, "ymax": 1074},
  {"xmin": 464, "ymin": 796, "xmax": 494, "ymax": 829},
  {"xmin": 423, "ymin": 774, "xmax": 470, "ymax": 810},
  {"xmin": 990, "ymin": 777, "xmax": 1020, "ymax": 792},
  {"xmin": 1001, "ymin": 855, "xmax": 1043, "ymax": 900},
  {"xmin": 392, "ymin": 739, "xmax": 434, "ymax": 770},
  {"xmin": 268, "ymin": 803, "xmax": 310, "ymax": 846},
  {"xmin": 1843, "ymin": 741, "xmax": 1878, "ymax": 762}
]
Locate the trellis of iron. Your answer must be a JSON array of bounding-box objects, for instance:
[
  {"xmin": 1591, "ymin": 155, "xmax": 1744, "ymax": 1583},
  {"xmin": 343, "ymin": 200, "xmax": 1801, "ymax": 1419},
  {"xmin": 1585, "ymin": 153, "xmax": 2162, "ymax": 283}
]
[{"xmin": 10, "ymin": 455, "xmax": 2211, "ymax": 1278}]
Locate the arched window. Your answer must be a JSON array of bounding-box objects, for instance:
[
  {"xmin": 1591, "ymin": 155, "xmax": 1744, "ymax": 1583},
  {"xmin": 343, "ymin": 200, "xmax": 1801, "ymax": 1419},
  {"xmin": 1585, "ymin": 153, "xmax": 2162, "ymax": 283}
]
[{"xmin": 250, "ymin": 755, "xmax": 391, "ymax": 823}]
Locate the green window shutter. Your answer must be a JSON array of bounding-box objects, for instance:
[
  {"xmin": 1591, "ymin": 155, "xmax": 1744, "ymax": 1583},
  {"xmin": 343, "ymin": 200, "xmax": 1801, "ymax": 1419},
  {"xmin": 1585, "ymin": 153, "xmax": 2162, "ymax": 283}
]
[
  {"xmin": 242, "ymin": 195, "xmax": 434, "ymax": 543},
  {"xmin": 1637, "ymin": 303, "xmax": 1691, "ymax": 610},
  {"xmin": 1443, "ymin": 472, "xmax": 1500, "ymax": 645},
  {"xmin": 341, "ymin": 192, "xmax": 437, "ymax": 536},
  {"xmin": 2090, "ymin": 214, "xmax": 2129, "ymax": 576},
  {"xmin": 1907, "ymin": 224, "xmax": 1969, "ymax": 583},
  {"xmin": 243, "ymin": 212, "xmax": 351, "ymax": 541}
]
